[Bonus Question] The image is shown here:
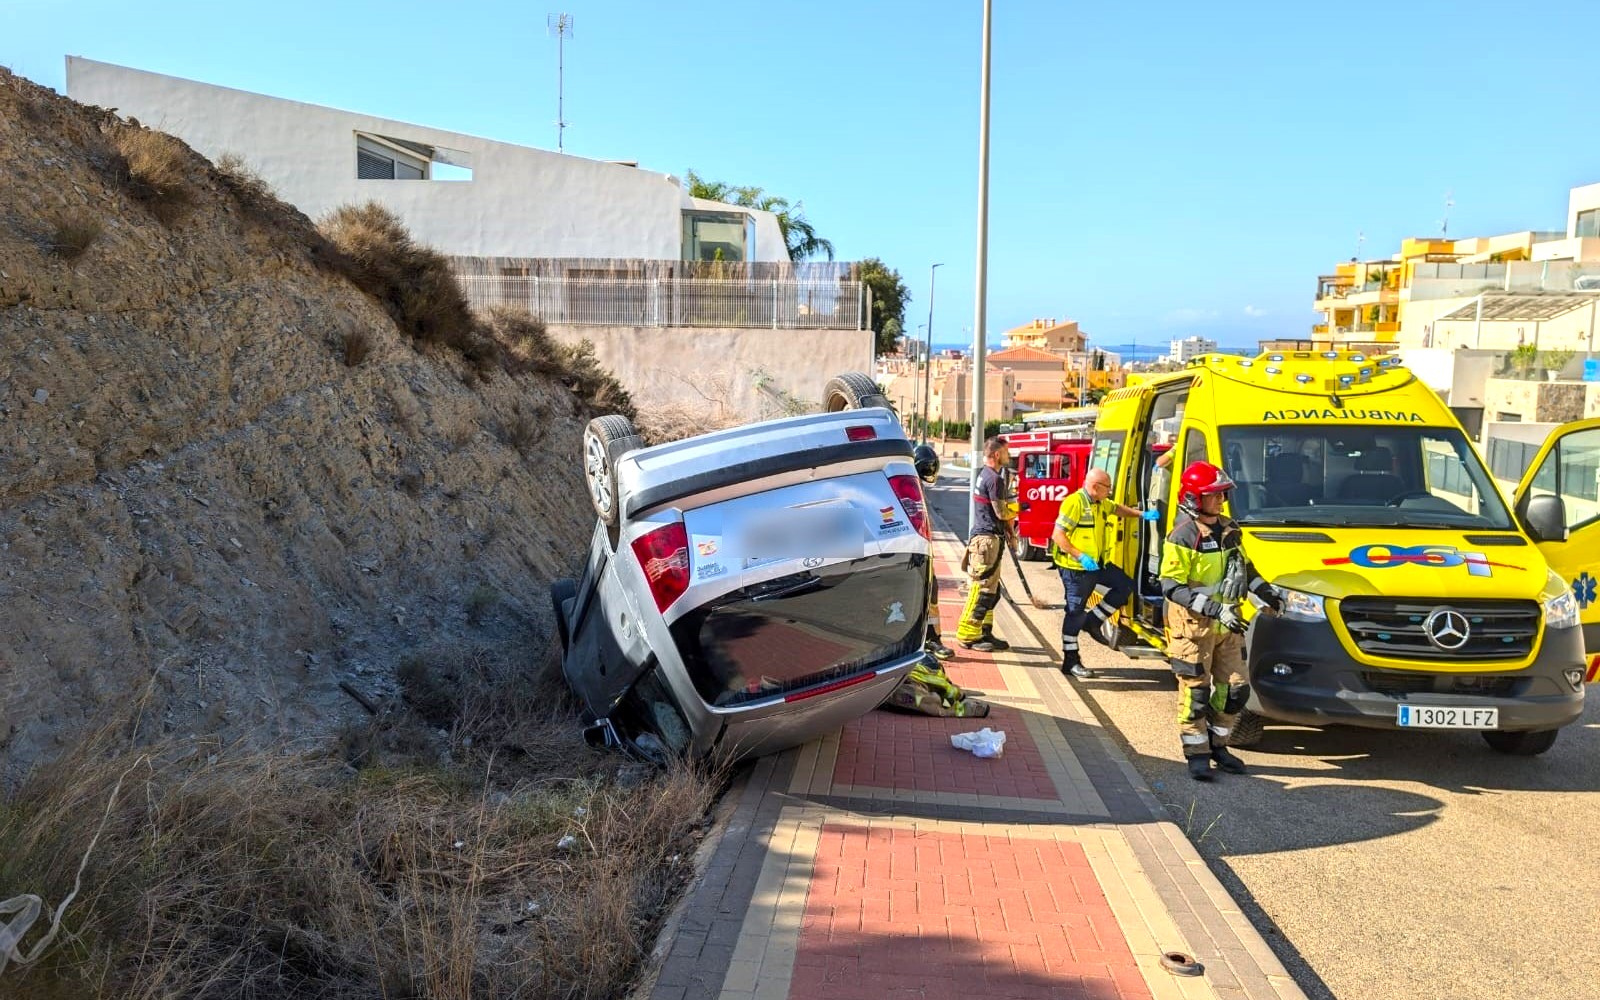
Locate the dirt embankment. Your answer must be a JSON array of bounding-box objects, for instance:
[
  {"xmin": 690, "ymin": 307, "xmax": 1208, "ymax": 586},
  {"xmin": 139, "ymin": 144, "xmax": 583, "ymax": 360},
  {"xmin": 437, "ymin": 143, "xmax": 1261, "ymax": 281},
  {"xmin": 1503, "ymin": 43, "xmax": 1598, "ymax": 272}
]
[{"xmin": 0, "ymin": 68, "xmax": 604, "ymax": 786}]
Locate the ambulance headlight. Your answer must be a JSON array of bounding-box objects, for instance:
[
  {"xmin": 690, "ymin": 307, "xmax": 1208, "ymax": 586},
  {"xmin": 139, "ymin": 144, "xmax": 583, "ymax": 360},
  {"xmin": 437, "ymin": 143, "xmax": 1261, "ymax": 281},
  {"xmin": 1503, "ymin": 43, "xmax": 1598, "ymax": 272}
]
[
  {"xmin": 1278, "ymin": 588, "xmax": 1327, "ymax": 622},
  {"xmin": 1544, "ymin": 590, "xmax": 1579, "ymax": 631}
]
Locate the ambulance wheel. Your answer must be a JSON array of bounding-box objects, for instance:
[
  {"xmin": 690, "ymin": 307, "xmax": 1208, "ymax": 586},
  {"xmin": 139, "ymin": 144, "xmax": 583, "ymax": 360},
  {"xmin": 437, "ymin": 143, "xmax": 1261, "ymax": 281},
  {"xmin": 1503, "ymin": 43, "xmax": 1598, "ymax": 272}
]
[
  {"xmin": 1228, "ymin": 709, "xmax": 1265, "ymax": 748},
  {"xmin": 823, "ymin": 372, "xmax": 891, "ymax": 412},
  {"xmin": 1481, "ymin": 728, "xmax": 1559, "ymax": 756}
]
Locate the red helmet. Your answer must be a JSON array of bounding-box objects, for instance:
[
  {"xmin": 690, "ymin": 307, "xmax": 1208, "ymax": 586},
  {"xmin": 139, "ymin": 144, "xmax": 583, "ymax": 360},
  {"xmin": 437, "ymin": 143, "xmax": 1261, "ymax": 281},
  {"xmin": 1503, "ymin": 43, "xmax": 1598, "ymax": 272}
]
[{"xmin": 1178, "ymin": 461, "xmax": 1234, "ymax": 515}]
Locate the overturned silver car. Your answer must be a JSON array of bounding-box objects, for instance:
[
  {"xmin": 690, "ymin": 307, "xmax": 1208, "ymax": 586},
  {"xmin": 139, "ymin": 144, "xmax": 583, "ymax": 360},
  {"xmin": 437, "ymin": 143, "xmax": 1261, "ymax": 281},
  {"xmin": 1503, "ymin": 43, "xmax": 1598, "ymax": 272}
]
[{"xmin": 551, "ymin": 377, "xmax": 932, "ymax": 761}]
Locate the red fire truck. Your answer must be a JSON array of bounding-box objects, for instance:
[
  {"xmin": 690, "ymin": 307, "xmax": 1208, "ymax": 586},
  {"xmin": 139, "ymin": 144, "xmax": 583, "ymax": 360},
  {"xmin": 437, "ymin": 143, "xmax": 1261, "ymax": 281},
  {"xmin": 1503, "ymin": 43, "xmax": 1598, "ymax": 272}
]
[{"xmin": 1001, "ymin": 413, "xmax": 1096, "ymax": 561}]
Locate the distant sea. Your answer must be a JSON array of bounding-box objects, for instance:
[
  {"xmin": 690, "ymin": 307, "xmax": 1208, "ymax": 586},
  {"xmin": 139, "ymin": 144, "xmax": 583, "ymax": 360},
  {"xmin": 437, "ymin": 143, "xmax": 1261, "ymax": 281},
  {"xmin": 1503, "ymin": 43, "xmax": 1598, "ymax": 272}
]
[{"xmin": 930, "ymin": 341, "xmax": 1258, "ymax": 361}]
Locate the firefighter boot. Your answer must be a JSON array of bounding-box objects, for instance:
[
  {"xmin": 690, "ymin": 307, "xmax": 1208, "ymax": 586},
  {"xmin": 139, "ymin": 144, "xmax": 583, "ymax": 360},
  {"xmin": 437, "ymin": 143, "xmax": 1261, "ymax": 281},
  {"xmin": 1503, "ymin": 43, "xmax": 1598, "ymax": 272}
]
[
  {"xmin": 1187, "ymin": 754, "xmax": 1214, "ymax": 782},
  {"xmin": 1060, "ymin": 649, "xmax": 1096, "ymax": 680},
  {"xmin": 1210, "ymin": 735, "xmax": 1247, "ymax": 775}
]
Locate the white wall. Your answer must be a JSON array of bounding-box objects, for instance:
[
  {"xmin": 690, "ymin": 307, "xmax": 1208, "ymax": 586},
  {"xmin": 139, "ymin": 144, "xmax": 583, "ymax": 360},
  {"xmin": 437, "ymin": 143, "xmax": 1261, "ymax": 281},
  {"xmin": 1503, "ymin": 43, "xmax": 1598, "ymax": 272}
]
[
  {"xmin": 1397, "ymin": 348, "xmax": 1504, "ymax": 406},
  {"xmin": 1568, "ymin": 182, "xmax": 1600, "ymax": 237},
  {"xmin": 66, "ymin": 57, "xmax": 789, "ymax": 263},
  {"xmin": 547, "ymin": 325, "xmax": 873, "ymax": 422}
]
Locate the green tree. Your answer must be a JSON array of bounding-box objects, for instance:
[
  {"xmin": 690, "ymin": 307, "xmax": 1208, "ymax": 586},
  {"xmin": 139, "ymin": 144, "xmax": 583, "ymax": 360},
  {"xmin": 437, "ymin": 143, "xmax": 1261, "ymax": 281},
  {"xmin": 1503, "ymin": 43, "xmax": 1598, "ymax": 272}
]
[
  {"xmin": 685, "ymin": 170, "xmax": 835, "ymax": 261},
  {"xmin": 858, "ymin": 257, "xmax": 909, "ymax": 355}
]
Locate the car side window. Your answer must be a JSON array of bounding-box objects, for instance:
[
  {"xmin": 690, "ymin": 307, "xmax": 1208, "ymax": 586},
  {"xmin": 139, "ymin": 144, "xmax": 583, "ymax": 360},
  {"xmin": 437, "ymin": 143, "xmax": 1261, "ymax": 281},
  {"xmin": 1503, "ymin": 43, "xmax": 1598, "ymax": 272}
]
[{"xmin": 1023, "ymin": 454, "xmax": 1053, "ymax": 479}]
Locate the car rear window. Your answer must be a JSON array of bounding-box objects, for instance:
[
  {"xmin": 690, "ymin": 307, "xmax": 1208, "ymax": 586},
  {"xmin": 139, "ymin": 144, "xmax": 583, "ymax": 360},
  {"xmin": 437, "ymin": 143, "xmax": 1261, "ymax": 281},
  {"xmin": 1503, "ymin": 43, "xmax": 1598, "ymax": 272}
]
[{"xmin": 669, "ymin": 553, "xmax": 928, "ymax": 708}]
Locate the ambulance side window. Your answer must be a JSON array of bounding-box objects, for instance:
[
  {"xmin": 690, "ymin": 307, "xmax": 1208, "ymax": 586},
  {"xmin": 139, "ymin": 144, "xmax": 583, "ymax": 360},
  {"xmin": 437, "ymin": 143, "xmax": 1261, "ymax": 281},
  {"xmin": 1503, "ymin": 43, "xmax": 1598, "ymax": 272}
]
[
  {"xmin": 1089, "ymin": 435, "xmax": 1123, "ymax": 477},
  {"xmin": 1529, "ymin": 427, "xmax": 1600, "ymax": 531},
  {"xmin": 1183, "ymin": 428, "xmax": 1209, "ymax": 470}
]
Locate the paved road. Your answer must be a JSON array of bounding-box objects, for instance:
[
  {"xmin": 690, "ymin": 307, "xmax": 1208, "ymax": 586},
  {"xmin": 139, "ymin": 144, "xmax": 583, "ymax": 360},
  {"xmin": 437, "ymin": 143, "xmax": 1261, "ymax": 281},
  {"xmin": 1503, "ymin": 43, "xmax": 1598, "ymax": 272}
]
[{"xmin": 926, "ymin": 478, "xmax": 1600, "ymax": 1000}]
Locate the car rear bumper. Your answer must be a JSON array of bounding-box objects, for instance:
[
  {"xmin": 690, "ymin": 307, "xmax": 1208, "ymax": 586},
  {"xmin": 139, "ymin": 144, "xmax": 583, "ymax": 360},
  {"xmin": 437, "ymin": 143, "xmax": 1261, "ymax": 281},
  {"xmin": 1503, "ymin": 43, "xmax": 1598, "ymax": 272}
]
[
  {"xmin": 707, "ymin": 651, "xmax": 925, "ymax": 759},
  {"xmin": 1247, "ymin": 615, "xmax": 1585, "ymax": 732}
]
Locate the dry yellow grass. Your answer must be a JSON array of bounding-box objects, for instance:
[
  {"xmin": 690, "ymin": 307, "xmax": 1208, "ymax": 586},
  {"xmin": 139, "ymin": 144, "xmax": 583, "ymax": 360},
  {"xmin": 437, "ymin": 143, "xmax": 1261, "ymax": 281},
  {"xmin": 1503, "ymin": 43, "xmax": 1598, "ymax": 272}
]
[
  {"xmin": 1, "ymin": 648, "xmax": 723, "ymax": 1000},
  {"xmin": 112, "ymin": 128, "xmax": 193, "ymax": 225},
  {"xmin": 44, "ymin": 215, "xmax": 102, "ymax": 261}
]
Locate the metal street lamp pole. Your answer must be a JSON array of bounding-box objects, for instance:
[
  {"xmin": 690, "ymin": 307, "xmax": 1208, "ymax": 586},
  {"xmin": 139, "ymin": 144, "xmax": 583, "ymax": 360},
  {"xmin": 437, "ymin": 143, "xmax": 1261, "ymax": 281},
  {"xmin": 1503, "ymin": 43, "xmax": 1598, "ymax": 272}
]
[
  {"xmin": 969, "ymin": 0, "xmax": 993, "ymax": 537},
  {"xmin": 923, "ymin": 263, "xmax": 944, "ymax": 444},
  {"xmin": 911, "ymin": 323, "xmax": 927, "ymax": 434}
]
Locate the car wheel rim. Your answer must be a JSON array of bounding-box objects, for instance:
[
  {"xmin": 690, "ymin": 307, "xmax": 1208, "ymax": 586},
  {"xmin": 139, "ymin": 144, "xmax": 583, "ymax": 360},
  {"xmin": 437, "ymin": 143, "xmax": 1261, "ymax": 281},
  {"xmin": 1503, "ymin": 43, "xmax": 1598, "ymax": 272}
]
[{"xmin": 584, "ymin": 433, "xmax": 612, "ymax": 514}]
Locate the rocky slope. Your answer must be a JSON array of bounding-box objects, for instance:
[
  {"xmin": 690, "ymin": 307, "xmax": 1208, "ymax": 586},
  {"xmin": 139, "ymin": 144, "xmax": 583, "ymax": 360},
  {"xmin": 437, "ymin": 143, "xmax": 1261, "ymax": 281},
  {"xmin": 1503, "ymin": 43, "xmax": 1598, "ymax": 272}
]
[{"xmin": 0, "ymin": 68, "xmax": 600, "ymax": 786}]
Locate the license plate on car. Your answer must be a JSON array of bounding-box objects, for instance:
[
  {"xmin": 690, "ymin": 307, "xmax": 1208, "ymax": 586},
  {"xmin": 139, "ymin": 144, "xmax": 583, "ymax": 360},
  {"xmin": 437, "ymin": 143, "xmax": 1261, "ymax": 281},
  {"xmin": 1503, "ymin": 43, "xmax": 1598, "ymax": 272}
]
[{"xmin": 1396, "ymin": 705, "xmax": 1499, "ymax": 729}]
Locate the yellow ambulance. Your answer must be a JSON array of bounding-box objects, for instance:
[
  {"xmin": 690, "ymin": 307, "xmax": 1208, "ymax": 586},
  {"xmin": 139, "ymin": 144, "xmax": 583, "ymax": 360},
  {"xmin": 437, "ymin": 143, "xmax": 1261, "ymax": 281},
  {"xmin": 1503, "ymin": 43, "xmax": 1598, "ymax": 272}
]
[{"xmin": 1094, "ymin": 349, "xmax": 1594, "ymax": 755}]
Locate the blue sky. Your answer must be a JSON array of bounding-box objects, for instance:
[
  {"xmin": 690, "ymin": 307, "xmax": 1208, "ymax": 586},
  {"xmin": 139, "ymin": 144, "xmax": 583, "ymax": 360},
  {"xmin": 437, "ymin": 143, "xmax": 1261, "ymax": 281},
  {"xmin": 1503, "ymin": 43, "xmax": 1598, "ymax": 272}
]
[{"xmin": 8, "ymin": 0, "xmax": 1599, "ymax": 351}]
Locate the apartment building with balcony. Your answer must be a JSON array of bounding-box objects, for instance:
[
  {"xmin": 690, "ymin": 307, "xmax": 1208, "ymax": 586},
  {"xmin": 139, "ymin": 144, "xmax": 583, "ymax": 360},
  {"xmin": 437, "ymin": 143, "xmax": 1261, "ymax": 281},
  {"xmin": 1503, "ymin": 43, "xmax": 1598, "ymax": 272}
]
[
  {"xmin": 1000, "ymin": 317, "xmax": 1088, "ymax": 353},
  {"xmin": 1312, "ymin": 182, "xmax": 1600, "ymax": 356}
]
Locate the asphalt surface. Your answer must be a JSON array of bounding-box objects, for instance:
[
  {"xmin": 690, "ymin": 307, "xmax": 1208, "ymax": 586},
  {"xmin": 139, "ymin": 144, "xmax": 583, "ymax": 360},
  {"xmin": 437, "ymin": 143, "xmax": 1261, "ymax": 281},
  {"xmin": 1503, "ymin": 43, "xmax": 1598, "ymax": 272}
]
[{"xmin": 926, "ymin": 476, "xmax": 1600, "ymax": 1000}]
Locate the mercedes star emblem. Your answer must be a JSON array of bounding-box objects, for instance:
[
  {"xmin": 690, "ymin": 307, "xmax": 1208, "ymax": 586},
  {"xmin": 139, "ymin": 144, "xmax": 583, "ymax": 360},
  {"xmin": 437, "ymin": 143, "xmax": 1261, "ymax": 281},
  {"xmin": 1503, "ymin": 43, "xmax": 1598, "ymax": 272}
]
[{"xmin": 1424, "ymin": 608, "xmax": 1471, "ymax": 650}]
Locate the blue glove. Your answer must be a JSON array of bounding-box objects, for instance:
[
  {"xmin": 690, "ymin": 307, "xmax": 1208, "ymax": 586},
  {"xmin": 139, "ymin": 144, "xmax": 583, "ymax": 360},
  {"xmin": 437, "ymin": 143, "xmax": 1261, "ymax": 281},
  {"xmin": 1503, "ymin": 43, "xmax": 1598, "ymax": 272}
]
[
  {"xmin": 1078, "ymin": 555, "xmax": 1100, "ymax": 572},
  {"xmin": 1141, "ymin": 508, "xmax": 1160, "ymax": 521}
]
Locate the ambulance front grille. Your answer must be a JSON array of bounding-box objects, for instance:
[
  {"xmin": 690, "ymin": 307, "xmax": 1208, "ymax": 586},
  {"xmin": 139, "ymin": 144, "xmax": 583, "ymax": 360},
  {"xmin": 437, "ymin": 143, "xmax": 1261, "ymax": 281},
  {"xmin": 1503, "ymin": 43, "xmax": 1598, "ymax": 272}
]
[{"xmin": 1338, "ymin": 598, "xmax": 1540, "ymax": 662}]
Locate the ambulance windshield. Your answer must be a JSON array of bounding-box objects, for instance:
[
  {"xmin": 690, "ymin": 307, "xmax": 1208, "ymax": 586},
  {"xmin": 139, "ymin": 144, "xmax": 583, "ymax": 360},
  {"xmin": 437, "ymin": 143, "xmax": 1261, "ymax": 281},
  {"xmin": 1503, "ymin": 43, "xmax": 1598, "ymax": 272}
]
[{"xmin": 1216, "ymin": 425, "xmax": 1515, "ymax": 530}]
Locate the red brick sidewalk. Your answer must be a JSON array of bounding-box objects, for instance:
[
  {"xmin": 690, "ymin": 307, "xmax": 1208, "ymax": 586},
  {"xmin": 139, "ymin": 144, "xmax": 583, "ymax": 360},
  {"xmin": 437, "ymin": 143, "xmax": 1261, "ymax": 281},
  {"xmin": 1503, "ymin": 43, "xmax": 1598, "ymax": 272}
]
[{"xmin": 646, "ymin": 499, "xmax": 1307, "ymax": 1000}]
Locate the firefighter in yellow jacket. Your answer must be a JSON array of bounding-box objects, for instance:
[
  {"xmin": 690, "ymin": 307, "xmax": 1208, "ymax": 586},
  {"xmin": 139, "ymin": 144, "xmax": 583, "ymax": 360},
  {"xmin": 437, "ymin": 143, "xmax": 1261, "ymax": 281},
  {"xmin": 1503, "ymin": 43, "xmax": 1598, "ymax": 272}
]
[
  {"xmin": 1160, "ymin": 461, "xmax": 1282, "ymax": 781},
  {"xmin": 1051, "ymin": 468, "xmax": 1158, "ymax": 679},
  {"xmin": 956, "ymin": 436, "xmax": 1014, "ymax": 651}
]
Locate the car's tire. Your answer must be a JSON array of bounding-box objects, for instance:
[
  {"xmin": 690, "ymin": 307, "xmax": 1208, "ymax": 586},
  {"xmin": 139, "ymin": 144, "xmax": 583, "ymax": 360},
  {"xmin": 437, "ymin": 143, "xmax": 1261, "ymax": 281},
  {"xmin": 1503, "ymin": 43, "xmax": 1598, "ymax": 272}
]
[
  {"xmin": 823, "ymin": 371, "xmax": 891, "ymax": 412},
  {"xmin": 550, "ymin": 577, "xmax": 577, "ymax": 652},
  {"xmin": 1481, "ymin": 728, "xmax": 1559, "ymax": 756},
  {"xmin": 582, "ymin": 415, "xmax": 642, "ymax": 526},
  {"xmin": 1020, "ymin": 538, "xmax": 1044, "ymax": 562},
  {"xmin": 1228, "ymin": 708, "xmax": 1266, "ymax": 748}
]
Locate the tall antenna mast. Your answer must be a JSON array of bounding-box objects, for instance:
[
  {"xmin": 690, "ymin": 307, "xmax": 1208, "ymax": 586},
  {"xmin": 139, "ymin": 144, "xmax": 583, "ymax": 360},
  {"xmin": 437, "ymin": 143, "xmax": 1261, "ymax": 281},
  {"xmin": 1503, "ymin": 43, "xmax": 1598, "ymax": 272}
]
[
  {"xmin": 1356, "ymin": 229, "xmax": 1366, "ymax": 260},
  {"xmin": 547, "ymin": 13, "xmax": 573, "ymax": 152},
  {"xmin": 1441, "ymin": 190, "xmax": 1454, "ymax": 239}
]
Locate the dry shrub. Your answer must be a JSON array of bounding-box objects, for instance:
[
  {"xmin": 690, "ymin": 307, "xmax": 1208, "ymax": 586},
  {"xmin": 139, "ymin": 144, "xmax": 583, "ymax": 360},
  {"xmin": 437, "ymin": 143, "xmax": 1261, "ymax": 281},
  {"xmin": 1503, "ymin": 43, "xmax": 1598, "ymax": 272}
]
[
  {"xmin": 342, "ymin": 327, "xmax": 373, "ymax": 367},
  {"xmin": 441, "ymin": 411, "xmax": 478, "ymax": 452},
  {"xmin": 497, "ymin": 403, "xmax": 544, "ymax": 454},
  {"xmin": 112, "ymin": 128, "xmax": 193, "ymax": 225},
  {"xmin": 484, "ymin": 308, "xmax": 636, "ymax": 420},
  {"xmin": 44, "ymin": 214, "xmax": 102, "ymax": 261},
  {"xmin": 638, "ymin": 402, "xmax": 747, "ymax": 446},
  {"xmin": 318, "ymin": 203, "xmax": 496, "ymax": 375},
  {"xmin": 0, "ymin": 647, "xmax": 724, "ymax": 1000},
  {"xmin": 465, "ymin": 584, "xmax": 500, "ymax": 626},
  {"xmin": 212, "ymin": 152, "xmax": 278, "ymax": 226}
]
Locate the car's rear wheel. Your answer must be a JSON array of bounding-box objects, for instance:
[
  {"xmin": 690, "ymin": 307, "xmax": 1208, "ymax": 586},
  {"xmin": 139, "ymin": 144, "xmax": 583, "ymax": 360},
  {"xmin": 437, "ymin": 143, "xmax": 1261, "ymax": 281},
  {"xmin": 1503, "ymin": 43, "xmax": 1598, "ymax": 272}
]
[
  {"xmin": 1481, "ymin": 728, "xmax": 1559, "ymax": 756},
  {"xmin": 1228, "ymin": 708, "xmax": 1266, "ymax": 748},
  {"xmin": 582, "ymin": 415, "xmax": 642, "ymax": 526},
  {"xmin": 823, "ymin": 371, "xmax": 891, "ymax": 412},
  {"xmin": 550, "ymin": 577, "xmax": 577, "ymax": 651}
]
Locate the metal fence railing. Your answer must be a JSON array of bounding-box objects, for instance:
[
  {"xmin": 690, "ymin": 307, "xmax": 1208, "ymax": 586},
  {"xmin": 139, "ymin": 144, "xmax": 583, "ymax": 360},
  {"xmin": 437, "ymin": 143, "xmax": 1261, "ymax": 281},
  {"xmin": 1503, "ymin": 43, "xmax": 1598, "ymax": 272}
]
[{"xmin": 455, "ymin": 275, "xmax": 866, "ymax": 330}]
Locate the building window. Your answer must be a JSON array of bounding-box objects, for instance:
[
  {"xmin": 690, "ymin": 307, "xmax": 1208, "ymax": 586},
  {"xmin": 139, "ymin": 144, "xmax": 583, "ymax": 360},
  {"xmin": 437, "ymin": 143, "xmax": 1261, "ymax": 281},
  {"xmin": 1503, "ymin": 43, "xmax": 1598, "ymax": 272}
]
[
  {"xmin": 356, "ymin": 135, "xmax": 429, "ymax": 180},
  {"xmin": 1577, "ymin": 208, "xmax": 1600, "ymax": 239},
  {"xmin": 682, "ymin": 210, "xmax": 747, "ymax": 262}
]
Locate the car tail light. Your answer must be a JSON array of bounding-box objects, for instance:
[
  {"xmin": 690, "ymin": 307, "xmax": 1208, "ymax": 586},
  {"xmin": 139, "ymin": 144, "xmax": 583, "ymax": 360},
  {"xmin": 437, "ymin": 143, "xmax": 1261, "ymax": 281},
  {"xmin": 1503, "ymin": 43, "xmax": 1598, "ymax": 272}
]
[
  {"xmin": 630, "ymin": 522, "xmax": 690, "ymax": 613},
  {"xmin": 845, "ymin": 425, "xmax": 877, "ymax": 441},
  {"xmin": 888, "ymin": 474, "xmax": 932, "ymax": 541}
]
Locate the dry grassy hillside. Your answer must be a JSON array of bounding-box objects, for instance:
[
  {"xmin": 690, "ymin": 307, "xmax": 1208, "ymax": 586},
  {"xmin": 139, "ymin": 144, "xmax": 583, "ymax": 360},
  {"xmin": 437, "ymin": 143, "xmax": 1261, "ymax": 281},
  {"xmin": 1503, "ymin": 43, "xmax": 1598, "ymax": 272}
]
[
  {"xmin": 0, "ymin": 67, "xmax": 621, "ymax": 784},
  {"xmin": 0, "ymin": 68, "xmax": 713, "ymax": 999}
]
